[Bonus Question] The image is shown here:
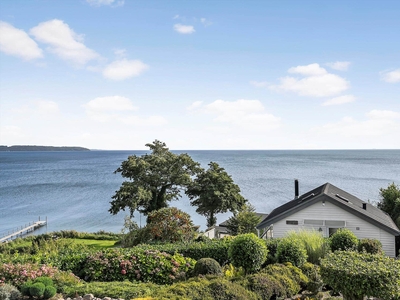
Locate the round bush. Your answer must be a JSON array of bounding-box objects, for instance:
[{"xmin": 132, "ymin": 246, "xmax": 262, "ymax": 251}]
[
  {"xmin": 330, "ymin": 228, "xmax": 358, "ymax": 252},
  {"xmin": 276, "ymin": 238, "xmax": 307, "ymax": 267},
  {"xmin": 228, "ymin": 233, "xmax": 268, "ymax": 274},
  {"xmin": 192, "ymin": 258, "xmax": 222, "ymax": 276},
  {"xmin": 246, "ymin": 273, "xmax": 285, "ymax": 300},
  {"xmin": 209, "ymin": 278, "xmax": 258, "ymax": 300},
  {"xmin": 358, "ymin": 238, "xmax": 383, "ymax": 254},
  {"xmin": 43, "ymin": 286, "xmax": 57, "ymax": 299},
  {"xmin": 20, "ymin": 281, "xmax": 32, "ymax": 296},
  {"xmin": 0, "ymin": 284, "xmax": 22, "ymax": 300},
  {"xmin": 34, "ymin": 276, "xmax": 54, "ymax": 287},
  {"xmin": 29, "ymin": 282, "xmax": 45, "ymax": 298}
]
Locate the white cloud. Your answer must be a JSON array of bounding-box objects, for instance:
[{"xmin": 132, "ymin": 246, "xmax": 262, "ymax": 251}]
[
  {"xmin": 0, "ymin": 21, "xmax": 43, "ymax": 60},
  {"xmin": 86, "ymin": 0, "xmax": 124, "ymax": 7},
  {"xmin": 250, "ymin": 81, "xmax": 269, "ymax": 88},
  {"xmin": 322, "ymin": 95, "xmax": 356, "ymax": 106},
  {"xmin": 380, "ymin": 69, "xmax": 400, "ymax": 83},
  {"xmin": 326, "ymin": 61, "xmax": 351, "ymax": 71},
  {"xmin": 270, "ymin": 63, "xmax": 350, "ymax": 97},
  {"xmin": 102, "ymin": 59, "xmax": 148, "ymax": 80},
  {"xmin": 173, "ymin": 24, "xmax": 195, "ymax": 34},
  {"xmin": 200, "ymin": 18, "xmax": 212, "ymax": 26},
  {"xmin": 173, "ymin": 15, "xmax": 180, "ymax": 19},
  {"xmin": 313, "ymin": 109, "xmax": 400, "ymax": 138},
  {"xmin": 288, "ymin": 63, "xmax": 327, "ymax": 76},
  {"xmin": 84, "ymin": 96, "xmax": 137, "ymax": 112},
  {"xmin": 30, "ymin": 19, "xmax": 99, "ymax": 65},
  {"xmin": 35, "ymin": 100, "xmax": 60, "ymax": 114},
  {"xmin": 189, "ymin": 99, "xmax": 281, "ymax": 131},
  {"xmin": 187, "ymin": 101, "xmax": 203, "ymax": 111}
]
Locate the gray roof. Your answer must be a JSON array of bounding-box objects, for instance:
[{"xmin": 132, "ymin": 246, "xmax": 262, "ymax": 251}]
[{"xmin": 256, "ymin": 182, "xmax": 400, "ymax": 236}]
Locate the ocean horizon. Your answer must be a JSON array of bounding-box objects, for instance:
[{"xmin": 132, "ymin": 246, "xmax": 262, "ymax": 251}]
[{"xmin": 1, "ymin": 149, "xmax": 399, "ymax": 237}]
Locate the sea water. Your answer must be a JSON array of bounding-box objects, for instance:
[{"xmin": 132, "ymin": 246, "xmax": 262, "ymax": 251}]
[{"xmin": 0, "ymin": 150, "xmax": 399, "ymax": 236}]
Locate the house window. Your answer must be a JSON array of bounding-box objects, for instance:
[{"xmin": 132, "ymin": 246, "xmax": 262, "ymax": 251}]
[
  {"xmin": 325, "ymin": 220, "xmax": 346, "ymax": 227},
  {"xmin": 286, "ymin": 220, "xmax": 298, "ymax": 225},
  {"xmin": 304, "ymin": 219, "xmax": 324, "ymax": 226}
]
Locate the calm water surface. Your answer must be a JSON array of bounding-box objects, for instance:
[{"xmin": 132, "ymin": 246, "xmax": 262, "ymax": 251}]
[{"xmin": 1, "ymin": 150, "xmax": 399, "ymax": 236}]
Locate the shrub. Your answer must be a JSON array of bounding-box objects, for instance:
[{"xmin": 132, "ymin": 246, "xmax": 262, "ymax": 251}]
[
  {"xmin": 262, "ymin": 264, "xmax": 302, "ymax": 297},
  {"xmin": 228, "ymin": 234, "xmax": 268, "ymax": 274},
  {"xmin": 0, "ymin": 284, "xmax": 21, "ymax": 300},
  {"xmin": 285, "ymin": 230, "xmax": 329, "ymax": 264},
  {"xmin": 20, "ymin": 281, "xmax": 32, "ymax": 296},
  {"xmin": 245, "ymin": 273, "xmax": 286, "ymax": 300},
  {"xmin": 329, "ymin": 228, "xmax": 358, "ymax": 252},
  {"xmin": 222, "ymin": 264, "xmax": 245, "ymax": 279},
  {"xmin": 29, "ymin": 282, "xmax": 45, "ymax": 298},
  {"xmin": 358, "ymin": 238, "xmax": 383, "ymax": 255},
  {"xmin": 208, "ymin": 278, "xmax": 258, "ymax": 300},
  {"xmin": 43, "ymin": 286, "xmax": 57, "ymax": 299},
  {"xmin": 0, "ymin": 263, "xmax": 58, "ymax": 287},
  {"xmin": 192, "ymin": 258, "xmax": 222, "ymax": 276},
  {"xmin": 300, "ymin": 262, "xmax": 323, "ymax": 293},
  {"xmin": 33, "ymin": 276, "xmax": 54, "ymax": 287},
  {"xmin": 264, "ymin": 238, "xmax": 281, "ymax": 265},
  {"xmin": 276, "ymin": 238, "xmax": 307, "ymax": 267},
  {"xmin": 51, "ymin": 271, "xmax": 81, "ymax": 293},
  {"xmin": 154, "ymin": 278, "xmax": 213, "ymax": 300},
  {"xmin": 320, "ymin": 251, "xmax": 400, "ymax": 300}
]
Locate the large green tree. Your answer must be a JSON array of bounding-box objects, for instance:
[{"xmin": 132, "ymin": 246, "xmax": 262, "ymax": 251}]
[
  {"xmin": 377, "ymin": 182, "xmax": 400, "ymax": 228},
  {"xmin": 109, "ymin": 140, "xmax": 201, "ymax": 217},
  {"xmin": 186, "ymin": 162, "xmax": 247, "ymax": 228}
]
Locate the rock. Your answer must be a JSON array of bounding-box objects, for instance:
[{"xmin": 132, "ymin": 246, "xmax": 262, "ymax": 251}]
[
  {"xmin": 83, "ymin": 294, "xmax": 94, "ymax": 300},
  {"xmin": 102, "ymin": 297, "xmax": 111, "ymax": 300}
]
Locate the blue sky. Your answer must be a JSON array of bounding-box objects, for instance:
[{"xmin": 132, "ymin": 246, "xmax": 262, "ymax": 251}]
[{"xmin": 0, "ymin": 0, "xmax": 399, "ymax": 150}]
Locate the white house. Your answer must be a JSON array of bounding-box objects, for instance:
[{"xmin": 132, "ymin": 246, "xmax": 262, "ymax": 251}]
[{"xmin": 256, "ymin": 182, "xmax": 400, "ymax": 257}]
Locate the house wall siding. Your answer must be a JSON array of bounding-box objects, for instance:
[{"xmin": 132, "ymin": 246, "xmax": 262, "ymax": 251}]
[{"xmin": 272, "ymin": 200, "xmax": 396, "ymax": 257}]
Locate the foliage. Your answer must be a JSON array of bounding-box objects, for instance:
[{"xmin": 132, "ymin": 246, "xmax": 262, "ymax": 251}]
[
  {"xmin": 186, "ymin": 162, "xmax": 246, "ymax": 227},
  {"xmin": 276, "ymin": 237, "xmax": 308, "ymax": 267},
  {"xmin": 154, "ymin": 277, "xmax": 213, "ymax": 300},
  {"xmin": 320, "ymin": 251, "xmax": 400, "ymax": 300},
  {"xmin": 264, "ymin": 238, "xmax": 281, "ymax": 265},
  {"xmin": 51, "ymin": 271, "xmax": 81, "ymax": 294},
  {"xmin": 300, "ymin": 262, "xmax": 323, "ymax": 293},
  {"xmin": 208, "ymin": 278, "xmax": 258, "ymax": 300},
  {"xmin": 244, "ymin": 273, "xmax": 286, "ymax": 300},
  {"xmin": 358, "ymin": 238, "xmax": 383, "ymax": 255},
  {"xmin": 378, "ymin": 182, "xmax": 400, "ymax": 228},
  {"xmin": 81, "ymin": 248, "xmax": 195, "ymax": 284},
  {"xmin": 0, "ymin": 263, "xmax": 58, "ymax": 287},
  {"xmin": 0, "ymin": 284, "xmax": 21, "ymax": 300},
  {"xmin": 146, "ymin": 207, "xmax": 196, "ymax": 243},
  {"xmin": 32, "ymin": 276, "xmax": 54, "ymax": 287},
  {"xmin": 222, "ymin": 264, "xmax": 245, "ymax": 279},
  {"xmin": 43, "ymin": 286, "xmax": 57, "ymax": 299},
  {"xmin": 285, "ymin": 229, "xmax": 330, "ymax": 264},
  {"xmin": 192, "ymin": 258, "xmax": 222, "ymax": 276},
  {"xmin": 261, "ymin": 263, "xmax": 305, "ymax": 297},
  {"xmin": 120, "ymin": 226, "xmax": 152, "ymax": 247},
  {"xmin": 61, "ymin": 281, "xmax": 156, "ymax": 299},
  {"xmin": 29, "ymin": 282, "xmax": 46, "ymax": 298},
  {"xmin": 329, "ymin": 228, "xmax": 358, "ymax": 252},
  {"xmin": 135, "ymin": 238, "xmax": 232, "ymax": 265},
  {"xmin": 225, "ymin": 203, "xmax": 261, "ymax": 236},
  {"xmin": 228, "ymin": 233, "xmax": 268, "ymax": 274},
  {"xmin": 109, "ymin": 140, "xmax": 201, "ymax": 217}
]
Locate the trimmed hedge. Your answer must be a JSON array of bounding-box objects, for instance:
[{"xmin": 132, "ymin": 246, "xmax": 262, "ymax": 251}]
[
  {"xmin": 276, "ymin": 238, "xmax": 307, "ymax": 267},
  {"xmin": 320, "ymin": 251, "xmax": 400, "ymax": 300},
  {"xmin": 192, "ymin": 258, "xmax": 222, "ymax": 276},
  {"xmin": 358, "ymin": 238, "xmax": 383, "ymax": 255},
  {"xmin": 329, "ymin": 228, "xmax": 358, "ymax": 252}
]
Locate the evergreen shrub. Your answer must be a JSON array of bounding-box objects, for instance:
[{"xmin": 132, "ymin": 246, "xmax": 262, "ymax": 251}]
[
  {"xmin": 358, "ymin": 238, "xmax": 383, "ymax": 255},
  {"xmin": 245, "ymin": 273, "xmax": 286, "ymax": 300},
  {"xmin": 300, "ymin": 262, "xmax": 323, "ymax": 293},
  {"xmin": 43, "ymin": 286, "xmax": 57, "ymax": 299},
  {"xmin": 329, "ymin": 228, "xmax": 358, "ymax": 252},
  {"xmin": 228, "ymin": 233, "xmax": 268, "ymax": 273},
  {"xmin": 0, "ymin": 284, "xmax": 21, "ymax": 300},
  {"xmin": 29, "ymin": 282, "xmax": 45, "ymax": 298},
  {"xmin": 276, "ymin": 238, "xmax": 307, "ymax": 267},
  {"xmin": 208, "ymin": 278, "xmax": 258, "ymax": 300},
  {"xmin": 192, "ymin": 258, "xmax": 222, "ymax": 276},
  {"xmin": 320, "ymin": 251, "xmax": 400, "ymax": 300},
  {"xmin": 262, "ymin": 263, "xmax": 303, "ymax": 297},
  {"xmin": 264, "ymin": 238, "xmax": 281, "ymax": 265}
]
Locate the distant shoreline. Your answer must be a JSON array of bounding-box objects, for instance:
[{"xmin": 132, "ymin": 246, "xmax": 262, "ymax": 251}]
[{"xmin": 0, "ymin": 145, "xmax": 90, "ymax": 151}]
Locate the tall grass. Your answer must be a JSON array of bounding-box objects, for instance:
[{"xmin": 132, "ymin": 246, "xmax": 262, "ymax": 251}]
[{"xmin": 285, "ymin": 229, "xmax": 330, "ymax": 264}]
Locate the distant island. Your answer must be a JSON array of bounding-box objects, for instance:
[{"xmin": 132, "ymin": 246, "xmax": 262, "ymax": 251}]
[{"xmin": 0, "ymin": 145, "xmax": 90, "ymax": 151}]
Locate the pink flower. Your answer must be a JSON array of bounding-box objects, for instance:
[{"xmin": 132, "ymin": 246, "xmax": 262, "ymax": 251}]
[{"xmin": 121, "ymin": 269, "xmax": 126, "ymax": 275}]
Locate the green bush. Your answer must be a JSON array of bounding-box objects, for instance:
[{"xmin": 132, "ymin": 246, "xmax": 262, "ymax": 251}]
[
  {"xmin": 43, "ymin": 286, "xmax": 57, "ymax": 299},
  {"xmin": 320, "ymin": 251, "xmax": 400, "ymax": 300},
  {"xmin": 276, "ymin": 238, "xmax": 307, "ymax": 267},
  {"xmin": 33, "ymin": 276, "xmax": 54, "ymax": 287},
  {"xmin": 192, "ymin": 258, "xmax": 222, "ymax": 276},
  {"xmin": 155, "ymin": 278, "xmax": 213, "ymax": 300},
  {"xmin": 264, "ymin": 238, "xmax": 281, "ymax": 265},
  {"xmin": 358, "ymin": 238, "xmax": 383, "ymax": 255},
  {"xmin": 262, "ymin": 264, "xmax": 303, "ymax": 297},
  {"xmin": 285, "ymin": 230, "xmax": 329, "ymax": 264},
  {"xmin": 228, "ymin": 234, "xmax": 268, "ymax": 274},
  {"xmin": 245, "ymin": 273, "xmax": 286, "ymax": 300},
  {"xmin": 29, "ymin": 282, "xmax": 45, "ymax": 298},
  {"xmin": 300, "ymin": 262, "xmax": 323, "ymax": 293},
  {"xmin": 0, "ymin": 284, "xmax": 21, "ymax": 300},
  {"xmin": 208, "ymin": 278, "xmax": 258, "ymax": 300},
  {"xmin": 329, "ymin": 228, "xmax": 358, "ymax": 252}
]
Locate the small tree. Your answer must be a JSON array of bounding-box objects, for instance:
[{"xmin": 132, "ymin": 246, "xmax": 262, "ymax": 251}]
[
  {"xmin": 225, "ymin": 203, "xmax": 261, "ymax": 235},
  {"xmin": 186, "ymin": 162, "xmax": 247, "ymax": 228},
  {"xmin": 377, "ymin": 182, "xmax": 400, "ymax": 228},
  {"xmin": 228, "ymin": 233, "xmax": 268, "ymax": 274}
]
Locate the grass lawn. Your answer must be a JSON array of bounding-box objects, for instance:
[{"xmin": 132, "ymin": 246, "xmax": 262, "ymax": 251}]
[{"xmin": 70, "ymin": 238, "xmax": 117, "ymax": 249}]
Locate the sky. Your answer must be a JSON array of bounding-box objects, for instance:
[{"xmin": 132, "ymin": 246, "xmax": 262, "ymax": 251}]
[{"xmin": 0, "ymin": 0, "xmax": 399, "ymax": 150}]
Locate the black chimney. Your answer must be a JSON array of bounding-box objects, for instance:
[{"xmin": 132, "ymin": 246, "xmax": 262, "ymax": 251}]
[
  {"xmin": 295, "ymin": 179, "xmax": 299, "ymax": 199},
  {"xmin": 362, "ymin": 203, "xmax": 367, "ymax": 210}
]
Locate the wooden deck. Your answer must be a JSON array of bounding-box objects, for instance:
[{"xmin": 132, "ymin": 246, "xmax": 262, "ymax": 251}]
[{"xmin": 0, "ymin": 220, "xmax": 47, "ymax": 243}]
